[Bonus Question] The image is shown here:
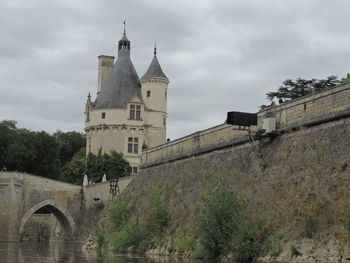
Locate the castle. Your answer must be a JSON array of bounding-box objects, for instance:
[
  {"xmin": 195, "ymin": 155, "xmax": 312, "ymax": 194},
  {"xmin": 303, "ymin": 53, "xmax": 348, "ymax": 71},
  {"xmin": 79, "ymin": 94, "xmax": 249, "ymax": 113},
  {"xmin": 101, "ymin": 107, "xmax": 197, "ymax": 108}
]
[{"xmin": 84, "ymin": 27, "xmax": 169, "ymax": 173}]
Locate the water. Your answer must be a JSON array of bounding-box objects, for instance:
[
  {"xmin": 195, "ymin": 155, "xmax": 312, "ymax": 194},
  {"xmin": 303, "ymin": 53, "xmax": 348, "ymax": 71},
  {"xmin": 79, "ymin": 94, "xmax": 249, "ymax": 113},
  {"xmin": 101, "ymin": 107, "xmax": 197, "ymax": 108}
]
[{"xmin": 0, "ymin": 242, "xmax": 201, "ymax": 263}]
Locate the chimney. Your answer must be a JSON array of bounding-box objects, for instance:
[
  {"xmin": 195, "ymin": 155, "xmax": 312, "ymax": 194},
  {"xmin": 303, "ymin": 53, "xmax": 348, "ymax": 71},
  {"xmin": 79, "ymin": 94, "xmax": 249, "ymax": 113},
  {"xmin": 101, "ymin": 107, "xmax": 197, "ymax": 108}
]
[{"xmin": 97, "ymin": 55, "xmax": 115, "ymax": 93}]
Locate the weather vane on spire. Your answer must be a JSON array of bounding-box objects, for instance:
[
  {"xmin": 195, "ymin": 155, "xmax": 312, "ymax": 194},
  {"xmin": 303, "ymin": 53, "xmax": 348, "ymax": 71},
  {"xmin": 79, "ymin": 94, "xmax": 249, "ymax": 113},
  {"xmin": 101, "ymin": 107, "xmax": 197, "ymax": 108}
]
[
  {"xmin": 123, "ymin": 21, "xmax": 126, "ymax": 35},
  {"xmin": 154, "ymin": 42, "xmax": 157, "ymax": 55}
]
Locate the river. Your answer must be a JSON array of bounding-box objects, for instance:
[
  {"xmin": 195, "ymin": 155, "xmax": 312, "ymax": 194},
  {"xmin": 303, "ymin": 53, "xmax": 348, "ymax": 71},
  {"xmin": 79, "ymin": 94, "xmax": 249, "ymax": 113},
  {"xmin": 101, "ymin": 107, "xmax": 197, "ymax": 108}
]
[{"xmin": 0, "ymin": 242, "xmax": 201, "ymax": 263}]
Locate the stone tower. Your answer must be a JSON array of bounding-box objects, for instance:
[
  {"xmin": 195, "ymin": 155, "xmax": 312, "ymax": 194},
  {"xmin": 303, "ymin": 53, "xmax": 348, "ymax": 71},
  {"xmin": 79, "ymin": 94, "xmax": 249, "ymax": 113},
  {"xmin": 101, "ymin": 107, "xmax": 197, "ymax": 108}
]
[
  {"xmin": 140, "ymin": 45, "xmax": 169, "ymax": 147},
  {"xmin": 84, "ymin": 28, "xmax": 169, "ymax": 173}
]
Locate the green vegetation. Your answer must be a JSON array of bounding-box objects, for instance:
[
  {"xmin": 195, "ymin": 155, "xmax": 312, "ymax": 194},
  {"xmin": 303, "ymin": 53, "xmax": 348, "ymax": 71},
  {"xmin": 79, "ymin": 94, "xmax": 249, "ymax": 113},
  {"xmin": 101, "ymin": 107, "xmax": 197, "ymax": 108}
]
[
  {"xmin": 99, "ymin": 180, "xmax": 273, "ymax": 262},
  {"xmin": 289, "ymin": 244, "xmax": 300, "ymax": 258},
  {"xmin": 196, "ymin": 181, "xmax": 272, "ymax": 261},
  {"xmin": 86, "ymin": 150, "xmax": 131, "ymax": 182},
  {"xmin": 0, "ymin": 120, "xmax": 83, "ymax": 179},
  {"xmin": 261, "ymin": 73, "xmax": 350, "ymax": 109},
  {"xmin": 0, "ymin": 120, "xmax": 130, "ymax": 184},
  {"xmin": 196, "ymin": 182, "xmax": 242, "ymax": 258},
  {"xmin": 231, "ymin": 219, "xmax": 271, "ymax": 263},
  {"xmin": 100, "ymin": 190, "xmax": 169, "ymax": 254}
]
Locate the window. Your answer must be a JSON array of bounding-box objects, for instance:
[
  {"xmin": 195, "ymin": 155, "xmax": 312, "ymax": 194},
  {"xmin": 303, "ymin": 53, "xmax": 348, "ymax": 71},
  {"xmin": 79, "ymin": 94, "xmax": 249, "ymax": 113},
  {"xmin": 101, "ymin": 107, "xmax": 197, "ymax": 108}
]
[
  {"xmin": 147, "ymin": 91, "xmax": 151, "ymax": 97},
  {"xmin": 101, "ymin": 112, "xmax": 106, "ymax": 119},
  {"xmin": 129, "ymin": 104, "xmax": 141, "ymax": 120},
  {"xmin": 132, "ymin": 167, "xmax": 138, "ymax": 174},
  {"xmin": 128, "ymin": 137, "xmax": 139, "ymax": 154},
  {"xmin": 163, "ymin": 118, "xmax": 166, "ymax": 126}
]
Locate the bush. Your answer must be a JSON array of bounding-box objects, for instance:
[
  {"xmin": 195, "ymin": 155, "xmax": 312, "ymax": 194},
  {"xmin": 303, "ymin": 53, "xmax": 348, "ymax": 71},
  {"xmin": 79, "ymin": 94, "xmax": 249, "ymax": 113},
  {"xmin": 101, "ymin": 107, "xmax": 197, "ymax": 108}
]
[
  {"xmin": 107, "ymin": 223, "xmax": 145, "ymax": 253},
  {"xmin": 175, "ymin": 236, "xmax": 197, "ymax": 254},
  {"xmin": 269, "ymin": 231, "xmax": 283, "ymax": 258},
  {"xmin": 232, "ymin": 219, "xmax": 271, "ymax": 263},
  {"xmin": 289, "ymin": 244, "xmax": 301, "ymax": 258},
  {"xmin": 302, "ymin": 214, "xmax": 319, "ymax": 238},
  {"xmin": 108, "ymin": 199, "xmax": 131, "ymax": 230},
  {"xmin": 197, "ymin": 182, "xmax": 242, "ymax": 259},
  {"xmin": 96, "ymin": 232, "xmax": 106, "ymax": 249},
  {"xmin": 144, "ymin": 190, "xmax": 169, "ymax": 233}
]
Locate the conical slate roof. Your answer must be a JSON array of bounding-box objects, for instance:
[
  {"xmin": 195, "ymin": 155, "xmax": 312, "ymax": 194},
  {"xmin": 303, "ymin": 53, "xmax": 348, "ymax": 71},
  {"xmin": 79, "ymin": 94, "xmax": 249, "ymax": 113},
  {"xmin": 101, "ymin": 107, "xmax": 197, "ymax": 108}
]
[
  {"xmin": 94, "ymin": 34, "xmax": 142, "ymax": 110},
  {"xmin": 142, "ymin": 48, "xmax": 168, "ymax": 80}
]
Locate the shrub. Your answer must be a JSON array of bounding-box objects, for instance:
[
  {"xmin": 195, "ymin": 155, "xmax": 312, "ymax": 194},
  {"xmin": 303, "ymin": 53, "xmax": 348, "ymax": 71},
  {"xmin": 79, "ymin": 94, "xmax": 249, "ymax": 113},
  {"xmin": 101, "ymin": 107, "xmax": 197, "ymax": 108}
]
[
  {"xmin": 232, "ymin": 219, "xmax": 271, "ymax": 263},
  {"xmin": 301, "ymin": 214, "xmax": 319, "ymax": 238},
  {"xmin": 144, "ymin": 190, "xmax": 169, "ymax": 233},
  {"xmin": 269, "ymin": 231, "xmax": 283, "ymax": 258},
  {"xmin": 108, "ymin": 199, "xmax": 131, "ymax": 230},
  {"xmin": 107, "ymin": 223, "xmax": 145, "ymax": 253},
  {"xmin": 175, "ymin": 236, "xmax": 197, "ymax": 254},
  {"xmin": 289, "ymin": 244, "xmax": 301, "ymax": 258},
  {"xmin": 197, "ymin": 182, "xmax": 242, "ymax": 259},
  {"xmin": 96, "ymin": 232, "xmax": 106, "ymax": 249}
]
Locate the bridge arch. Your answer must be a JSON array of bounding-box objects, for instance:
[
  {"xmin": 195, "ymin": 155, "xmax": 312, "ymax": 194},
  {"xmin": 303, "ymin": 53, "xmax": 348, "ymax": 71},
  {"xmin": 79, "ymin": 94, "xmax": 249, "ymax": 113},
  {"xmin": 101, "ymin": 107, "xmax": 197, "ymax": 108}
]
[{"xmin": 19, "ymin": 200, "xmax": 76, "ymax": 241}]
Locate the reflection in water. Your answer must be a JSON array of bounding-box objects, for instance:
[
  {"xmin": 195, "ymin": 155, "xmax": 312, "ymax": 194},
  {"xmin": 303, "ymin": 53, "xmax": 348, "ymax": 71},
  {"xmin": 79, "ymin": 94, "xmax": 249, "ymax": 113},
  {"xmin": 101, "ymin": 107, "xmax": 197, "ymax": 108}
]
[{"xmin": 0, "ymin": 242, "xmax": 202, "ymax": 263}]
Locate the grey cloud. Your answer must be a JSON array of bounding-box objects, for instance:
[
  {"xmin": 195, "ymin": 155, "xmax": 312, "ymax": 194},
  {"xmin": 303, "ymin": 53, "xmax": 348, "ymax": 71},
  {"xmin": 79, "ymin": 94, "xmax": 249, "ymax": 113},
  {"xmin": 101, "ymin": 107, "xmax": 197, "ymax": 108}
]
[{"xmin": 1, "ymin": 0, "xmax": 350, "ymax": 140}]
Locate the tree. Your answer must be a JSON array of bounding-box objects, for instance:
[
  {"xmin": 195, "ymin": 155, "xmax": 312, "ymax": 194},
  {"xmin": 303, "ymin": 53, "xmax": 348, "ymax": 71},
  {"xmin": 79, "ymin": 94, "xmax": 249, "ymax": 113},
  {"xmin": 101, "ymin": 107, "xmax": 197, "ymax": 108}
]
[
  {"xmin": 54, "ymin": 131, "xmax": 85, "ymax": 166},
  {"xmin": 60, "ymin": 147, "xmax": 86, "ymax": 184},
  {"xmin": 197, "ymin": 182, "xmax": 242, "ymax": 258},
  {"xmin": 86, "ymin": 150, "xmax": 131, "ymax": 182},
  {"xmin": 0, "ymin": 120, "xmax": 17, "ymax": 168},
  {"xmin": 341, "ymin": 73, "xmax": 350, "ymax": 85},
  {"xmin": 266, "ymin": 76, "xmax": 340, "ymax": 102}
]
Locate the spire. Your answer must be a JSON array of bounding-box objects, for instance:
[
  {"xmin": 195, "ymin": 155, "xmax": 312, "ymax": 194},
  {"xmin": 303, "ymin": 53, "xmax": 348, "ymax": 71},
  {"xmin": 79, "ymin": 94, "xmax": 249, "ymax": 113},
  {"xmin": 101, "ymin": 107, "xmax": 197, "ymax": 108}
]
[
  {"xmin": 141, "ymin": 46, "xmax": 168, "ymax": 80},
  {"xmin": 94, "ymin": 25, "xmax": 142, "ymax": 110},
  {"xmin": 86, "ymin": 92, "xmax": 91, "ymax": 104},
  {"xmin": 118, "ymin": 21, "xmax": 130, "ymax": 57}
]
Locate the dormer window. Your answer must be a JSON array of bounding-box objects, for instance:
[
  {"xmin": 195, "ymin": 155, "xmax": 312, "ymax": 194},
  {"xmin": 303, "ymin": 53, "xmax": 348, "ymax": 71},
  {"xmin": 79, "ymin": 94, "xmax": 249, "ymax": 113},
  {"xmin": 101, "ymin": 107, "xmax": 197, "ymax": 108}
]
[{"xmin": 130, "ymin": 104, "xmax": 141, "ymax": 120}]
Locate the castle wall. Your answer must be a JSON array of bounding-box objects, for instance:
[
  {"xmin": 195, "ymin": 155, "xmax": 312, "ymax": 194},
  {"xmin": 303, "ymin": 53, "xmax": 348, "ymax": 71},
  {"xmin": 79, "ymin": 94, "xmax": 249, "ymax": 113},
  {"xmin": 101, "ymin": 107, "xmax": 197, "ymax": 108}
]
[
  {"xmin": 141, "ymin": 124, "xmax": 250, "ymax": 167},
  {"xmin": 141, "ymin": 84, "xmax": 350, "ymax": 167},
  {"xmin": 258, "ymin": 83, "xmax": 350, "ymax": 130}
]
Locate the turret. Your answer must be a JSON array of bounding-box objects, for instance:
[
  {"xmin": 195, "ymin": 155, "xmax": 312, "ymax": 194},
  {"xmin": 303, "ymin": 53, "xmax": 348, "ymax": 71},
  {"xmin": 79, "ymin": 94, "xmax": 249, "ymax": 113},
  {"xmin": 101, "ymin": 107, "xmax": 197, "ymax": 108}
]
[{"xmin": 141, "ymin": 45, "xmax": 169, "ymax": 114}]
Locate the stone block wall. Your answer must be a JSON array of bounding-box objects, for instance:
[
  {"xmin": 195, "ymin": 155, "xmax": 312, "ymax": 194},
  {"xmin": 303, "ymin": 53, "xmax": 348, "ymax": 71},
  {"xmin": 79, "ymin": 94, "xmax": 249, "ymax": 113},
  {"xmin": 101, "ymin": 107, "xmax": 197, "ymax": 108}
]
[
  {"xmin": 141, "ymin": 84, "xmax": 350, "ymax": 167},
  {"xmin": 141, "ymin": 124, "xmax": 252, "ymax": 167},
  {"xmin": 258, "ymin": 83, "xmax": 350, "ymax": 130},
  {"xmin": 83, "ymin": 175, "xmax": 133, "ymax": 209}
]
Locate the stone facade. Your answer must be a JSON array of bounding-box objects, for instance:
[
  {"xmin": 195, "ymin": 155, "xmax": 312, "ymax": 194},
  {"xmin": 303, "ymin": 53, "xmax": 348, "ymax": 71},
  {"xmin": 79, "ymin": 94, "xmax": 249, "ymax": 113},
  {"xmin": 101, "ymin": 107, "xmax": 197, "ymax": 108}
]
[{"xmin": 85, "ymin": 31, "xmax": 169, "ymax": 173}]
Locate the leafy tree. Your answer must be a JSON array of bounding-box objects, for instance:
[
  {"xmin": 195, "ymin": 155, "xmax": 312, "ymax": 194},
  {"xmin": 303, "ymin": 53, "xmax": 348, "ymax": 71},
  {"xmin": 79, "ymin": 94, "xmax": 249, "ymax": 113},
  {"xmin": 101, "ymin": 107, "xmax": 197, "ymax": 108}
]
[
  {"xmin": 30, "ymin": 131, "xmax": 61, "ymax": 178},
  {"xmin": 0, "ymin": 120, "xmax": 17, "ymax": 168},
  {"xmin": 266, "ymin": 76, "xmax": 340, "ymax": 102},
  {"xmin": 60, "ymin": 147, "xmax": 86, "ymax": 184},
  {"xmin": 54, "ymin": 131, "xmax": 85, "ymax": 166},
  {"xmin": 86, "ymin": 150, "xmax": 130, "ymax": 182},
  {"xmin": 4, "ymin": 128, "xmax": 37, "ymax": 172}
]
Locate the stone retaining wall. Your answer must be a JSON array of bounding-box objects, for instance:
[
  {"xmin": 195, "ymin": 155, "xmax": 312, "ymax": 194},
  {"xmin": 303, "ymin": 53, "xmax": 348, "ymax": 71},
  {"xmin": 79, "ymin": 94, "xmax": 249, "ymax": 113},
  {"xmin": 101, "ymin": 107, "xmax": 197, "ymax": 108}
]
[{"xmin": 141, "ymin": 84, "xmax": 350, "ymax": 167}]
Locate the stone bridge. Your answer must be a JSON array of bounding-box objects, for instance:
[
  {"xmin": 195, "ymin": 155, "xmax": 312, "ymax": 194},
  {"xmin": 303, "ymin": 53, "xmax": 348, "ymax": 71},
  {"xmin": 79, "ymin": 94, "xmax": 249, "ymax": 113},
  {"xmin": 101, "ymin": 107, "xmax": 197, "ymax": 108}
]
[{"xmin": 0, "ymin": 172, "xmax": 132, "ymax": 242}]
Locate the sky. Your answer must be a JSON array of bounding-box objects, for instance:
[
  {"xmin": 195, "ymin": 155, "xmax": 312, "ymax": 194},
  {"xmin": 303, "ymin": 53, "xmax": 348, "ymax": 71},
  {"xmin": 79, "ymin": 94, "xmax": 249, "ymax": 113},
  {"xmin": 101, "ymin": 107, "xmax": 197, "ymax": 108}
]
[{"xmin": 1, "ymin": 0, "xmax": 350, "ymax": 140}]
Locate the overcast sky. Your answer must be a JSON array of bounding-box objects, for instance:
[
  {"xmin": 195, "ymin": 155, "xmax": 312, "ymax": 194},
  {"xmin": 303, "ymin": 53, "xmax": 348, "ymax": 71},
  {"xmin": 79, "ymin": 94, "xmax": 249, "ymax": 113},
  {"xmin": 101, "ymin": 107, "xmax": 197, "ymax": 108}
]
[{"xmin": 1, "ymin": 0, "xmax": 350, "ymax": 139}]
